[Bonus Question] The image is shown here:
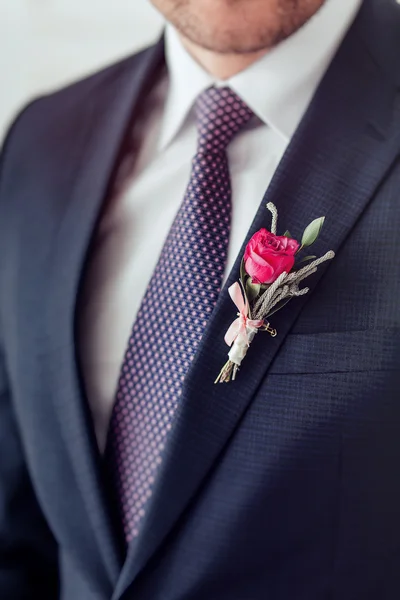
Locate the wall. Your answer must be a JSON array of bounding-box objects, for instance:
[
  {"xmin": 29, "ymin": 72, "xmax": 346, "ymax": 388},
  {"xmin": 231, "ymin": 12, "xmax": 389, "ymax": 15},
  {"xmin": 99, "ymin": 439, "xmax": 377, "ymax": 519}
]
[{"xmin": 0, "ymin": 0, "xmax": 164, "ymax": 139}]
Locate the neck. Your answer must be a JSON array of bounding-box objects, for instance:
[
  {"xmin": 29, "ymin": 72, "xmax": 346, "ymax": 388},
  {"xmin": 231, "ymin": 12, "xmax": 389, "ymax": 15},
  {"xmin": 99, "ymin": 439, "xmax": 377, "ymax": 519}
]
[{"xmin": 179, "ymin": 34, "xmax": 268, "ymax": 80}]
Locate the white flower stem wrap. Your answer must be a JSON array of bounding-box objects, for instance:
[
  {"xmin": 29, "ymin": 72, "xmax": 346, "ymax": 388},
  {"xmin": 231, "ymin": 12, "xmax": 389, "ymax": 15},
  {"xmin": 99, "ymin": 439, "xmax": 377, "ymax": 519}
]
[
  {"xmin": 224, "ymin": 282, "xmax": 264, "ymax": 366},
  {"xmin": 228, "ymin": 324, "xmax": 259, "ymax": 366}
]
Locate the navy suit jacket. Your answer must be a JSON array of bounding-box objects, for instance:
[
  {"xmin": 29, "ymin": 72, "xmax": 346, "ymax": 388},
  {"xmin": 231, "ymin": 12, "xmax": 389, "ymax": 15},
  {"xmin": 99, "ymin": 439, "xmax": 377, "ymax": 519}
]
[{"xmin": 1, "ymin": 0, "xmax": 400, "ymax": 598}]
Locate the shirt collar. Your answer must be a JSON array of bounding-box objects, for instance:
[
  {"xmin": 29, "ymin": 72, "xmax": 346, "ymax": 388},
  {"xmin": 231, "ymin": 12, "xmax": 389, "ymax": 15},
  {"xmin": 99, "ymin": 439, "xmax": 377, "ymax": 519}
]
[
  {"xmin": 158, "ymin": 25, "xmax": 214, "ymax": 151},
  {"xmin": 158, "ymin": 0, "xmax": 363, "ymax": 151}
]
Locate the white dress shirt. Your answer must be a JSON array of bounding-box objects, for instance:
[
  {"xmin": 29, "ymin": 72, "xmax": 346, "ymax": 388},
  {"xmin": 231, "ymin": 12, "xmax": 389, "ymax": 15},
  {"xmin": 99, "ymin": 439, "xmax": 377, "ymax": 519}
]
[{"xmin": 79, "ymin": 0, "xmax": 362, "ymax": 452}]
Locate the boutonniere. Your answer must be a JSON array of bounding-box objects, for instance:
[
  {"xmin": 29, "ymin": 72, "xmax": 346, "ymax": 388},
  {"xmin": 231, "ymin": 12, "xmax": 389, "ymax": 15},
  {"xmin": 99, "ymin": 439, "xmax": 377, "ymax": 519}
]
[{"xmin": 215, "ymin": 203, "xmax": 335, "ymax": 383}]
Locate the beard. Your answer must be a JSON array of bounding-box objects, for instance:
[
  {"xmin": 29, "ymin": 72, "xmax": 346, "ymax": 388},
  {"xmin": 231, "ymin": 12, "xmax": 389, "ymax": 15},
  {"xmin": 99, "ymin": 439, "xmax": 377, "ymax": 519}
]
[{"xmin": 152, "ymin": 0, "xmax": 326, "ymax": 54}]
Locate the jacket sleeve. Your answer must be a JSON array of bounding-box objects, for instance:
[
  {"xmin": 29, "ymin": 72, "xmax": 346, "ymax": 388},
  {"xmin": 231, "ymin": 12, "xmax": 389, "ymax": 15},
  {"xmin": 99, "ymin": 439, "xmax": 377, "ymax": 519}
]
[{"xmin": 0, "ymin": 107, "xmax": 59, "ymax": 598}]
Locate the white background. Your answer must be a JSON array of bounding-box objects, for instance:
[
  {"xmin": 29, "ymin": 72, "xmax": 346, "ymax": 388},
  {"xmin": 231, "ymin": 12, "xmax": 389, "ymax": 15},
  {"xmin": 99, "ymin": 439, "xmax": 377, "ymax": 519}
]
[{"xmin": 0, "ymin": 0, "xmax": 164, "ymax": 139}]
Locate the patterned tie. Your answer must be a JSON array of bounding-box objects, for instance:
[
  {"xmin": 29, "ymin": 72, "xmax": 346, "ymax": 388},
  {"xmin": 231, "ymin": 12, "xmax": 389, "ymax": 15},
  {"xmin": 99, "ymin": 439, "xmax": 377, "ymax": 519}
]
[{"xmin": 105, "ymin": 86, "xmax": 254, "ymax": 543}]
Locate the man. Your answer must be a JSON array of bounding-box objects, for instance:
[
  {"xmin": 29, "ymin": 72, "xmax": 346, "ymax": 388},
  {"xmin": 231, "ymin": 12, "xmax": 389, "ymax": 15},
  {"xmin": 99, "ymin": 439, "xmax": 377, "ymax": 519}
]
[{"xmin": 0, "ymin": 0, "xmax": 399, "ymax": 597}]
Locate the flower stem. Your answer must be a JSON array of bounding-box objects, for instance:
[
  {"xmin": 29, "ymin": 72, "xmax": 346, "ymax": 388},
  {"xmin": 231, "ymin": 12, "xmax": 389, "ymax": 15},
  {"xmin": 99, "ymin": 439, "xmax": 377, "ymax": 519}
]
[{"xmin": 214, "ymin": 360, "xmax": 235, "ymax": 384}]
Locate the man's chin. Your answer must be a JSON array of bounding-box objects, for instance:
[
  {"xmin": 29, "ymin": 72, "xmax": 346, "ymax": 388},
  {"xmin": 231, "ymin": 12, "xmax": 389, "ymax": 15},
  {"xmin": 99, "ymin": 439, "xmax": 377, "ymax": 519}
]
[{"xmin": 175, "ymin": 22, "xmax": 295, "ymax": 55}]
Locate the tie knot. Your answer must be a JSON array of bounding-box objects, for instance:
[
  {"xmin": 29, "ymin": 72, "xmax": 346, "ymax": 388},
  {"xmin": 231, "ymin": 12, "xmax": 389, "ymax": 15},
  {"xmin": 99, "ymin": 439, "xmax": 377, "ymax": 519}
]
[{"xmin": 195, "ymin": 86, "xmax": 254, "ymax": 153}]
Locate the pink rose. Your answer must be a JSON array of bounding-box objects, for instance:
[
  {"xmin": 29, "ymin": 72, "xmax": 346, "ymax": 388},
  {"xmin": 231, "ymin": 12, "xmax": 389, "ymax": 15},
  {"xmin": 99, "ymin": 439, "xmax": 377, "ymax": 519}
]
[{"xmin": 244, "ymin": 228, "xmax": 300, "ymax": 284}]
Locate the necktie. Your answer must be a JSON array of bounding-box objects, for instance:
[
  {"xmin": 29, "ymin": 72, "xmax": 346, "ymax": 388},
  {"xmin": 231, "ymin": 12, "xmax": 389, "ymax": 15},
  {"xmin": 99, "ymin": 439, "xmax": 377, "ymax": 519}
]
[{"xmin": 105, "ymin": 86, "xmax": 254, "ymax": 543}]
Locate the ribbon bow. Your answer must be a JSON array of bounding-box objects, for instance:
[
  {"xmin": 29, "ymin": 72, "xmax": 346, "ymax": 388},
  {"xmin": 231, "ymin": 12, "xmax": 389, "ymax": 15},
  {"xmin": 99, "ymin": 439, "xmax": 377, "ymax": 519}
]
[{"xmin": 224, "ymin": 282, "xmax": 264, "ymax": 347}]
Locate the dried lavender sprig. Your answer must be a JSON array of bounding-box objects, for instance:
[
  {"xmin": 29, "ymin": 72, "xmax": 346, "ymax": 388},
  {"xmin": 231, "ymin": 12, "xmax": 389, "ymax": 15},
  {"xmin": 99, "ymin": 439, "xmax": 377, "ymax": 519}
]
[
  {"xmin": 266, "ymin": 202, "xmax": 278, "ymax": 235},
  {"xmin": 285, "ymin": 251, "xmax": 335, "ymax": 284},
  {"xmin": 252, "ymin": 252, "xmax": 334, "ymax": 320},
  {"xmin": 252, "ymin": 271, "xmax": 287, "ymax": 315}
]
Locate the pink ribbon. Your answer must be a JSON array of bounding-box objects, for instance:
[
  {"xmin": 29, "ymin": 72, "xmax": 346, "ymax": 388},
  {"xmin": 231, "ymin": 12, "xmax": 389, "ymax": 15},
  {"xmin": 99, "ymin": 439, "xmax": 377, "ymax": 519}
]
[{"xmin": 224, "ymin": 282, "xmax": 264, "ymax": 347}]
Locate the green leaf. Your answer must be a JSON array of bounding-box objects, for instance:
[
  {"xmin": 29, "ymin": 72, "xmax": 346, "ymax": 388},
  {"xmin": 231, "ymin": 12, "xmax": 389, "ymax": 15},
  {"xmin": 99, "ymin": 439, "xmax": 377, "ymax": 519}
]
[
  {"xmin": 301, "ymin": 216, "xmax": 325, "ymax": 248},
  {"xmin": 283, "ymin": 230, "xmax": 292, "ymax": 238},
  {"xmin": 246, "ymin": 278, "xmax": 261, "ymax": 302},
  {"xmin": 298, "ymin": 255, "xmax": 317, "ymax": 264}
]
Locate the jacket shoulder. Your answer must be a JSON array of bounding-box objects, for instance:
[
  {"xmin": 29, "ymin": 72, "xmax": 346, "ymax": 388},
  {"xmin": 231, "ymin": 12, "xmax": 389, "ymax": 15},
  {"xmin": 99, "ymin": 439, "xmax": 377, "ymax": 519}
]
[{"xmin": 0, "ymin": 44, "xmax": 156, "ymax": 164}]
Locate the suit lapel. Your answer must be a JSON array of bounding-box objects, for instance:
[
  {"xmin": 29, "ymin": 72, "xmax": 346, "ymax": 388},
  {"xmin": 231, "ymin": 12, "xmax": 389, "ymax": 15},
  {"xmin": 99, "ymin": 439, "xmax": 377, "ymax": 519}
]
[
  {"xmin": 42, "ymin": 40, "xmax": 165, "ymax": 587},
  {"xmin": 114, "ymin": 2, "xmax": 400, "ymax": 596}
]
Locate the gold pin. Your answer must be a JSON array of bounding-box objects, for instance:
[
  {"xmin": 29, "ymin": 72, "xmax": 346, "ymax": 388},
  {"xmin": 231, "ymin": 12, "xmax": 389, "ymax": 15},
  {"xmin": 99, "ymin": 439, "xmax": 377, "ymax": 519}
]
[{"xmin": 263, "ymin": 323, "xmax": 278, "ymax": 337}]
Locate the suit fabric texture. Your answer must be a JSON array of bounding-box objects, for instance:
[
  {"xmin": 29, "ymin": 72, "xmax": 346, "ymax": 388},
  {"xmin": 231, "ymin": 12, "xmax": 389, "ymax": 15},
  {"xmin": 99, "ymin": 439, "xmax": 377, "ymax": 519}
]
[{"xmin": 0, "ymin": 0, "xmax": 400, "ymax": 598}]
